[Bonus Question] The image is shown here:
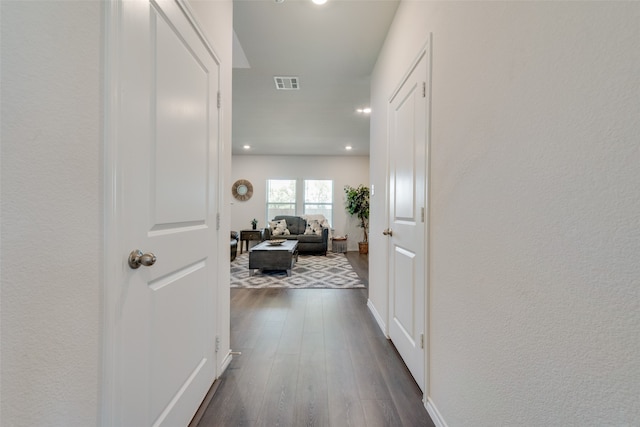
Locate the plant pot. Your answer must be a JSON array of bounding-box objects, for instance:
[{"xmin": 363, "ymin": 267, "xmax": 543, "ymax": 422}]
[
  {"xmin": 358, "ymin": 242, "xmax": 368, "ymax": 254},
  {"xmin": 252, "ymin": 224, "xmax": 257, "ymax": 230}
]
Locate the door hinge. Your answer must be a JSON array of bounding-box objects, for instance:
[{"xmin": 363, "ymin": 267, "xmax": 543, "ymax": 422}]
[
  {"xmin": 216, "ymin": 213, "xmax": 220, "ymax": 230},
  {"xmin": 421, "ymin": 207, "xmax": 425, "ymax": 223},
  {"xmin": 422, "ymin": 82, "xmax": 426, "ymax": 98},
  {"xmin": 215, "ymin": 336, "xmax": 220, "ymax": 353},
  {"xmin": 217, "ymin": 92, "xmax": 221, "ymax": 109},
  {"xmin": 420, "ymin": 333, "xmax": 425, "ymax": 349}
]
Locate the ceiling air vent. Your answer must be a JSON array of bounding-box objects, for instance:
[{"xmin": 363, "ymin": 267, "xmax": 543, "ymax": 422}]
[{"xmin": 274, "ymin": 76, "xmax": 300, "ymax": 90}]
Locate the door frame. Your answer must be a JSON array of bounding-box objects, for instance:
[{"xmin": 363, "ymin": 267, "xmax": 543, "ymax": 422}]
[
  {"xmin": 102, "ymin": 1, "xmax": 124, "ymax": 423},
  {"xmin": 385, "ymin": 36, "xmax": 432, "ymax": 405},
  {"xmin": 101, "ymin": 1, "xmax": 226, "ymax": 424}
]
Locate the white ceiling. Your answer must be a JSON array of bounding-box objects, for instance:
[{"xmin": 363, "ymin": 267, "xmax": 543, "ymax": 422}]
[{"xmin": 232, "ymin": 0, "xmax": 399, "ymax": 156}]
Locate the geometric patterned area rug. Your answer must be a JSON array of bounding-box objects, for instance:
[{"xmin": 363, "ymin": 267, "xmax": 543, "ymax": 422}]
[{"xmin": 230, "ymin": 251, "xmax": 365, "ymax": 289}]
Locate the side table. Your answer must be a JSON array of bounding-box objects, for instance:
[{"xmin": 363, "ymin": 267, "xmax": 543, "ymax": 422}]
[
  {"xmin": 331, "ymin": 237, "xmax": 347, "ymax": 253},
  {"xmin": 240, "ymin": 229, "xmax": 262, "ymax": 254}
]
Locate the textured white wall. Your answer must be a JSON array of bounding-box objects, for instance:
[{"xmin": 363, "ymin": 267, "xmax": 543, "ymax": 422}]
[
  {"xmin": 1, "ymin": 2, "xmax": 102, "ymax": 426},
  {"xmin": 231, "ymin": 155, "xmax": 369, "ymax": 251},
  {"xmin": 370, "ymin": 1, "xmax": 640, "ymax": 426}
]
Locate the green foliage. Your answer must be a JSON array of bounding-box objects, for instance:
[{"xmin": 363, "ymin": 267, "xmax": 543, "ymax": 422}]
[
  {"xmin": 344, "ymin": 184, "xmax": 370, "ymax": 242},
  {"xmin": 268, "ymin": 179, "xmax": 296, "ymax": 203},
  {"xmin": 305, "ymin": 180, "xmax": 332, "ymax": 203}
]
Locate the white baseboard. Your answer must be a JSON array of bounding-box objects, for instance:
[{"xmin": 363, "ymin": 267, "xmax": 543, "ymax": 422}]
[
  {"xmin": 218, "ymin": 350, "xmax": 233, "ymax": 378},
  {"xmin": 426, "ymin": 397, "xmax": 448, "ymax": 427},
  {"xmin": 367, "ymin": 299, "xmax": 388, "ymax": 337}
]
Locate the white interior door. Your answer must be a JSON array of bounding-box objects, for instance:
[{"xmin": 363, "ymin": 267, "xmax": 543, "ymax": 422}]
[
  {"xmin": 387, "ymin": 49, "xmax": 430, "ymax": 392},
  {"xmin": 106, "ymin": 1, "xmax": 220, "ymax": 425}
]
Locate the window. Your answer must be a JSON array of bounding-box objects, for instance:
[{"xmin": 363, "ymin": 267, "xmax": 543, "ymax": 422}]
[
  {"xmin": 304, "ymin": 180, "xmax": 333, "ymax": 224},
  {"xmin": 266, "ymin": 179, "xmax": 334, "ymax": 225},
  {"xmin": 266, "ymin": 179, "xmax": 296, "ymax": 221}
]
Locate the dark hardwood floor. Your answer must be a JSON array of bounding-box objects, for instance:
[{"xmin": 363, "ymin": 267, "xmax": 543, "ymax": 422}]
[
  {"xmin": 344, "ymin": 251, "xmax": 369, "ymax": 288},
  {"xmin": 196, "ymin": 252, "xmax": 434, "ymax": 427}
]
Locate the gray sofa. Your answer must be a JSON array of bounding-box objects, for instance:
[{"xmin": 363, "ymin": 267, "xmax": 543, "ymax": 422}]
[{"xmin": 261, "ymin": 215, "xmax": 328, "ymax": 255}]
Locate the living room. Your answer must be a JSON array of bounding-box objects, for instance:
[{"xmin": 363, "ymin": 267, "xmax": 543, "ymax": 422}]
[{"xmin": 230, "ymin": 155, "xmax": 369, "ymax": 253}]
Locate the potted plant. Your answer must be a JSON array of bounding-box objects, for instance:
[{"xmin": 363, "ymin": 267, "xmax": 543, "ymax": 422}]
[
  {"xmin": 251, "ymin": 218, "xmax": 258, "ymax": 230},
  {"xmin": 344, "ymin": 184, "xmax": 370, "ymax": 254}
]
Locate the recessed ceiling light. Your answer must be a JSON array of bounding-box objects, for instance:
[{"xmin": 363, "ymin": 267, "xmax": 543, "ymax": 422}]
[
  {"xmin": 345, "ymin": 145, "xmax": 352, "ymax": 151},
  {"xmin": 243, "ymin": 145, "xmax": 251, "ymax": 150},
  {"xmin": 356, "ymin": 107, "xmax": 371, "ymax": 114},
  {"xmin": 312, "ymin": 0, "xmax": 327, "ymax": 5}
]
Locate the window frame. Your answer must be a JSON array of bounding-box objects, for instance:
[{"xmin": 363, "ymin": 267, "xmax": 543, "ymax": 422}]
[
  {"xmin": 303, "ymin": 179, "xmax": 333, "ymax": 225},
  {"xmin": 265, "ymin": 179, "xmax": 297, "ymax": 221},
  {"xmin": 264, "ymin": 178, "xmax": 334, "ymax": 226}
]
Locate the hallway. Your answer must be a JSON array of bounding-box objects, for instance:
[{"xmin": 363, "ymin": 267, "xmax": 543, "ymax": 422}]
[{"xmin": 195, "ymin": 255, "xmax": 433, "ymax": 426}]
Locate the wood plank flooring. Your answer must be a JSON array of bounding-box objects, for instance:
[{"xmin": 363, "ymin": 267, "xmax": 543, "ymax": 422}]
[
  {"xmin": 196, "ymin": 252, "xmax": 434, "ymax": 427},
  {"xmin": 344, "ymin": 251, "xmax": 369, "ymax": 288}
]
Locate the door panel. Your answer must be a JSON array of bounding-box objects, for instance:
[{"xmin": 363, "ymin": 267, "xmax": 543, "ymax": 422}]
[
  {"xmin": 393, "ymin": 246, "xmax": 417, "ymax": 343},
  {"xmin": 150, "ymin": 264, "xmax": 207, "ymax": 420},
  {"xmin": 108, "ymin": 1, "xmax": 220, "ymax": 425},
  {"xmin": 388, "ymin": 49, "xmax": 429, "ymax": 393},
  {"xmin": 393, "ymin": 87, "xmax": 417, "ymax": 220},
  {"xmin": 154, "ymin": 8, "xmax": 209, "ymax": 224}
]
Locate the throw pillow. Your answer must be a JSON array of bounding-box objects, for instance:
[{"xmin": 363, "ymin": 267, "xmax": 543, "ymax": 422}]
[
  {"xmin": 269, "ymin": 219, "xmax": 290, "ymax": 236},
  {"xmin": 304, "ymin": 219, "xmax": 323, "ymax": 236}
]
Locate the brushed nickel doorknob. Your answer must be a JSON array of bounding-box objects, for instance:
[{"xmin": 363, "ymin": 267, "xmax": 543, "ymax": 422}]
[
  {"xmin": 383, "ymin": 229, "xmax": 393, "ymax": 236},
  {"xmin": 128, "ymin": 249, "xmax": 157, "ymax": 269}
]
